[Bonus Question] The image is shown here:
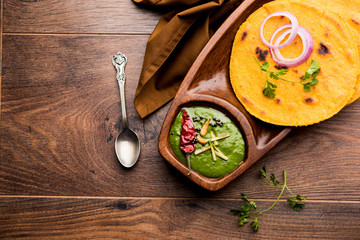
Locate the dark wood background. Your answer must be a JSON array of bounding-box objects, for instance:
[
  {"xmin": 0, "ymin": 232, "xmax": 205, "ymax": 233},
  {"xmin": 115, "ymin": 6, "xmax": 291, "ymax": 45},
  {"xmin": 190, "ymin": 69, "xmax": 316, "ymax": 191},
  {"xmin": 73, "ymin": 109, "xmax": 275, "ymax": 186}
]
[{"xmin": 1, "ymin": 0, "xmax": 359, "ymax": 239}]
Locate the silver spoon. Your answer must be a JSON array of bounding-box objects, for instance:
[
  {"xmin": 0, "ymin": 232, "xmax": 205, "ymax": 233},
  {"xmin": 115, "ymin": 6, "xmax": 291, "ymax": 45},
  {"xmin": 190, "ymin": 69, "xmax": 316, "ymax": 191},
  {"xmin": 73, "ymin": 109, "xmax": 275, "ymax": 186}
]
[{"xmin": 112, "ymin": 52, "xmax": 140, "ymax": 168}]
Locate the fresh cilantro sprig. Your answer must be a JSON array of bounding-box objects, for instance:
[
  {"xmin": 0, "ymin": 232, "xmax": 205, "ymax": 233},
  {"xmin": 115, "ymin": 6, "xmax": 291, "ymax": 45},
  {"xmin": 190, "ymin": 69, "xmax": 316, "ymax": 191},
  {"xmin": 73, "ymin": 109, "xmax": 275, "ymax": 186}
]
[
  {"xmin": 230, "ymin": 166, "xmax": 307, "ymax": 232},
  {"xmin": 302, "ymin": 60, "xmax": 320, "ymax": 91},
  {"xmin": 254, "ymin": 56, "xmax": 320, "ymax": 98},
  {"xmin": 255, "ymin": 57, "xmax": 281, "ymax": 99}
]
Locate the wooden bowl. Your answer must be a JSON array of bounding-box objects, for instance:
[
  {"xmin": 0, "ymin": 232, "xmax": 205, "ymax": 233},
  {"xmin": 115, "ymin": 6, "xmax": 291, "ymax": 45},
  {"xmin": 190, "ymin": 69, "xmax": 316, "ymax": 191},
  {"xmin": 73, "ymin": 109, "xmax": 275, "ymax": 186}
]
[{"xmin": 158, "ymin": 0, "xmax": 291, "ymax": 191}]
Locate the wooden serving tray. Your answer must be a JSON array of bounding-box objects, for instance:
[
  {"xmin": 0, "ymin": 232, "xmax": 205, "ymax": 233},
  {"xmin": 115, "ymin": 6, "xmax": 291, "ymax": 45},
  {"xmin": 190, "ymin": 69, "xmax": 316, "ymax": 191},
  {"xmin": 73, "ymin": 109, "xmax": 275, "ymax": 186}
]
[{"xmin": 158, "ymin": 0, "xmax": 291, "ymax": 191}]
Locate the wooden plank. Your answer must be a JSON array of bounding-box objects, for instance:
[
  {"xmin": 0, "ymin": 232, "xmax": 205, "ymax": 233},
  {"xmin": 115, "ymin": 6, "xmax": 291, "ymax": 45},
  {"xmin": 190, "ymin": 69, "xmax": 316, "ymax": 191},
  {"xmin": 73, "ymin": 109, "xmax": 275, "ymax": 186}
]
[
  {"xmin": 0, "ymin": 197, "xmax": 359, "ymax": 239},
  {"xmin": 3, "ymin": 0, "xmax": 162, "ymax": 34},
  {"xmin": 1, "ymin": 0, "xmax": 3, "ymax": 101},
  {"xmin": 1, "ymin": 35, "xmax": 360, "ymax": 200}
]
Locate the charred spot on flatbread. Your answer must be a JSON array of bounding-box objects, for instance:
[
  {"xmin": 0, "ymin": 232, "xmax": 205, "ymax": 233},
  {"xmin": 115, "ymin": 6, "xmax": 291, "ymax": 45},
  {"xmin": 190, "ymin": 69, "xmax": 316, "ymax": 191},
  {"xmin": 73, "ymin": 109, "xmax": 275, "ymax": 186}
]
[
  {"xmin": 305, "ymin": 97, "xmax": 314, "ymax": 103},
  {"xmin": 241, "ymin": 31, "xmax": 248, "ymax": 40},
  {"xmin": 275, "ymin": 65, "xmax": 288, "ymax": 70},
  {"xmin": 255, "ymin": 47, "xmax": 268, "ymax": 61},
  {"xmin": 318, "ymin": 43, "xmax": 330, "ymax": 55}
]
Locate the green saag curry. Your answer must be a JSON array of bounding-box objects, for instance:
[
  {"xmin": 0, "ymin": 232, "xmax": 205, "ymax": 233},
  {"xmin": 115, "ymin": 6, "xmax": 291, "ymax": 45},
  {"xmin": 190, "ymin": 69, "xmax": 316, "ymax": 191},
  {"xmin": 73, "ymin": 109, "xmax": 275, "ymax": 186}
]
[{"xmin": 169, "ymin": 106, "xmax": 245, "ymax": 178}]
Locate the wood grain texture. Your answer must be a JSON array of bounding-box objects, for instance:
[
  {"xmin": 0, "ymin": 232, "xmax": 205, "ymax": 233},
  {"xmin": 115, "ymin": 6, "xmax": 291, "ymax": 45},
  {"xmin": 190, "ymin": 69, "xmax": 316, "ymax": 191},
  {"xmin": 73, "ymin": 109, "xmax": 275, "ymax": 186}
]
[
  {"xmin": 1, "ymin": 197, "xmax": 359, "ymax": 239},
  {"xmin": 1, "ymin": 35, "xmax": 359, "ymax": 200},
  {"xmin": 0, "ymin": 0, "xmax": 3, "ymax": 100},
  {"xmin": 1, "ymin": 0, "xmax": 360, "ymax": 238},
  {"xmin": 3, "ymin": 0, "xmax": 162, "ymax": 34}
]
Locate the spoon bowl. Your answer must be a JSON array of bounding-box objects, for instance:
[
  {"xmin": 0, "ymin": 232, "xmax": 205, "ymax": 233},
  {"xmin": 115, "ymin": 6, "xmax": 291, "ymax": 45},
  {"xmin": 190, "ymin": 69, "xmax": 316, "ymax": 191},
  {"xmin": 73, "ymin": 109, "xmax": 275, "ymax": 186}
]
[
  {"xmin": 115, "ymin": 128, "xmax": 140, "ymax": 168},
  {"xmin": 112, "ymin": 52, "xmax": 141, "ymax": 168}
]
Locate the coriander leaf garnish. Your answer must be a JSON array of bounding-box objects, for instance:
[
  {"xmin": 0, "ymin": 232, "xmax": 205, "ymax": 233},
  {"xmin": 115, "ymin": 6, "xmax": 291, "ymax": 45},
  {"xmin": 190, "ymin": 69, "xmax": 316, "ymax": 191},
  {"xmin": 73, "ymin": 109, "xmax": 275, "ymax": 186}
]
[
  {"xmin": 231, "ymin": 166, "xmax": 307, "ymax": 232},
  {"xmin": 275, "ymin": 68, "xmax": 289, "ymax": 76},
  {"xmin": 250, "ymin": 217, "xmax": 259, "ymax": 232},
  {"xmin": 303, "ymin": 60, "xmax": 320, "ymax": 79},
  {"xmin": 254, "ymin": 56, "xmax": 277, "ymax": 98},
  {"xmin": 270, "ymin": 173, "xmax": 280, "ymax": 187},
  {"xmin": 269, "ymin": 68, "xmax": 289, "ymax": 79},
  {"xmin": 260, "ymin": 166, "xmax": 267, "ymax": 178},
  {"xmin": 254, "ymin": 56, "xmax": 320, "ymax": 98},
  {"xmin": 263, "ymin": 78, "xmax": 277, "ymax": 99},
  {"xmin": 302, "ymin": 60, "xmax": 320, "ymax": 91},
  {"xmin": 260, "ymin": 61, "xmax": 269, "ymax": 72},
  {"xmin": 241, "ymin": 192, "xmax": 249, "ymax": 202},
  {"xmin": 287, "ymin": 195, "xmax": 307, "ymax": 212}
]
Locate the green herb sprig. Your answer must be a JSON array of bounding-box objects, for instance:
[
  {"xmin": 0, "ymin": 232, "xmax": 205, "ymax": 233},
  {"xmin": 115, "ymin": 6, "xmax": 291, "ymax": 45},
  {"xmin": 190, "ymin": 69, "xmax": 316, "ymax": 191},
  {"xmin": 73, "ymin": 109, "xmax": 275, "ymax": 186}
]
[
  {"xmin": 254, "ymin": 56, "xmax": 320, "ymax": 98},
  {"xmin": 230, "ymin": 166, "xmax": 307, "ymax": 232},
  {"xmin": 301, "ymin": 60, "xmax": 320, "ymax": 91}
]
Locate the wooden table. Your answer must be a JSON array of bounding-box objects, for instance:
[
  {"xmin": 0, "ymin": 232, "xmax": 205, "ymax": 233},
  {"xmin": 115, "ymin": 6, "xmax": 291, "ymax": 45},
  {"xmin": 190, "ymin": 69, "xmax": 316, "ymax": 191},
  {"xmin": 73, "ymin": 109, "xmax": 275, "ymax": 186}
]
[{"xmin": 1, "ymin": 1, "xmax": 359, "ymax": 239}]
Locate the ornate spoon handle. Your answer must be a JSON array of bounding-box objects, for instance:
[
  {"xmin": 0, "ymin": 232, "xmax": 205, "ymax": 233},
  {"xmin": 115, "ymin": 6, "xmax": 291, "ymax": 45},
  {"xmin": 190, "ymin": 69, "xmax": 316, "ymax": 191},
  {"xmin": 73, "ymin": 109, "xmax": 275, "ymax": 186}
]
[{"xmin": 112, "ymin": 52, "xmax": 128, "ymax": 129}]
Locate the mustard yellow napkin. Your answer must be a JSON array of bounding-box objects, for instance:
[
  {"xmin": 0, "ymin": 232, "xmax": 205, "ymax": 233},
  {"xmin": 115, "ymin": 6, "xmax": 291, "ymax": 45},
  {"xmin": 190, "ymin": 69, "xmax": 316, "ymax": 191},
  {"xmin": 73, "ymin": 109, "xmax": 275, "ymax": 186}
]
[{"xmin": 133, "ymin": 0, "xmax": 243, "ymax": 118}]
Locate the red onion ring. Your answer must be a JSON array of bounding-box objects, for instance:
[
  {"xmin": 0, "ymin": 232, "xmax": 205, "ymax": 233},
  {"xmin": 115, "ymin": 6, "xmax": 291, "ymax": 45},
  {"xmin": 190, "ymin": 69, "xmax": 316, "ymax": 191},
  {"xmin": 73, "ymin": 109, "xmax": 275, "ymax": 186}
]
[
  {"xmin": 260, "ymin": 11, "xmax": 299, "ymax": 49},
  {"xmin": 270, "ymin": 25, "xmax": 314, "ymax": 67}
]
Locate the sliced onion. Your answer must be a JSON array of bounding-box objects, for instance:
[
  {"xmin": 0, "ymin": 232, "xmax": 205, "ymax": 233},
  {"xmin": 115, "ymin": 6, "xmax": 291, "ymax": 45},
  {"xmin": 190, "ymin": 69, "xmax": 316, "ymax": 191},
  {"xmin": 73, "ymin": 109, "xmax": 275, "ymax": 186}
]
[
  {"xmin": 260, "ymin": 11, "xmax": 299, "ymax": 49},
  {"xmin": 269, "ymin": 25, "xmax": 314, "ymax": 67}
]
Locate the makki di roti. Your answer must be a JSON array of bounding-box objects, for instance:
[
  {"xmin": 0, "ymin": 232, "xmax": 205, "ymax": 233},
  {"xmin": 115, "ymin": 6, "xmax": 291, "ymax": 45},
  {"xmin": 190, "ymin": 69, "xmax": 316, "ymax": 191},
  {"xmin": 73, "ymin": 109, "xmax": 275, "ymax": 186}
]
[
  {"xmin": 307, "ymin": 0, "xmax": 360, "ymax": 103},
  {"xmin": 230, "ymin": 0, "xmax": 359, "ymax": 126}
]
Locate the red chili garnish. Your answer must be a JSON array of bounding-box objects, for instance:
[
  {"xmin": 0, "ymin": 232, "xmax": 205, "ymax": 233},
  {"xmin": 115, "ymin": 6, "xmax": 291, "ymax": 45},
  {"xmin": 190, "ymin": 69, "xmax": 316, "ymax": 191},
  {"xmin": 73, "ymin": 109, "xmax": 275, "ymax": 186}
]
[{"xmin": 180, "ymin": 109, "xmax": 196, "ymax": 153}]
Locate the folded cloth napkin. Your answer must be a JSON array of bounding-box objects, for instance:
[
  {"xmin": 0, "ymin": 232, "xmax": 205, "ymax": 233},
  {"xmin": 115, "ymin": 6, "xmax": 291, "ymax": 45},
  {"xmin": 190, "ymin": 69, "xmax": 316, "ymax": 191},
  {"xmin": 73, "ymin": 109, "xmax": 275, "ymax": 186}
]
[{"xmin": 133, "ymin": 0, "xmax": 243, "ymax": 118}]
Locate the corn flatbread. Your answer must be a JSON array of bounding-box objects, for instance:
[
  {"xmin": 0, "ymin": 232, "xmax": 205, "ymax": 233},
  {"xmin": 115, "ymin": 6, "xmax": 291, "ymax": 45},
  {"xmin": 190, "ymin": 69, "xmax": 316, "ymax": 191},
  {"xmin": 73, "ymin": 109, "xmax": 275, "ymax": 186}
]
[
  {"xmin": 230, "ymin": 0, "xmax": 359, "ymax": 126},
  {"xmin": 308, "ymin": 0, "xmax": 360, "ymax": 103}
]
